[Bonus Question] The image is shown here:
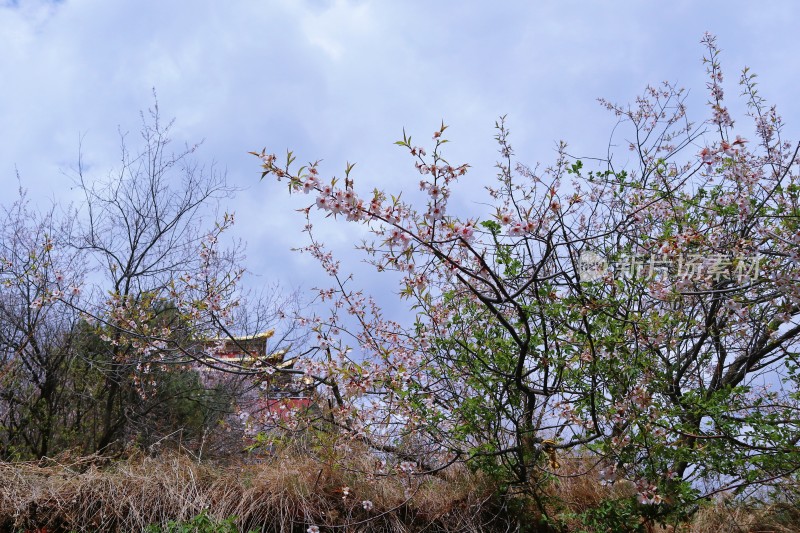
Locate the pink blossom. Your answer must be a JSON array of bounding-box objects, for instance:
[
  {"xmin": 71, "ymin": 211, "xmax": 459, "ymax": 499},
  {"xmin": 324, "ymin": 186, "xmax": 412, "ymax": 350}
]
[
  {"xmin": 454, "ymin": 223, "xmax": 474, "ymax": 242},
  {"xmin": 343, "ymin": 189, "xmax": 357, "ymax": 205},
  {"xmin": 509, "ymin": 224, "xmax": 525, "ymax": 236},
  {"xmin": 720, "ymin": 141, "xmax": 735, "ymax": 157},
  {"xmin": 427, "ymin": 206, "xmax": 445, "ymax": 221},
  {"xmin": 700, "ymin": 147, "xmax": 714, "ymax": 165},
  {"xmin": 712, "ymin": 105, "xmax": 733, "ymax": 127}
]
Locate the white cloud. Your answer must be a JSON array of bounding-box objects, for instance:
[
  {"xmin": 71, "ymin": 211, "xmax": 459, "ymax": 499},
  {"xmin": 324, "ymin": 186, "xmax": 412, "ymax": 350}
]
[{"xmin": 0, "ymin": 0, "xmax": 798, "ymax": 301}]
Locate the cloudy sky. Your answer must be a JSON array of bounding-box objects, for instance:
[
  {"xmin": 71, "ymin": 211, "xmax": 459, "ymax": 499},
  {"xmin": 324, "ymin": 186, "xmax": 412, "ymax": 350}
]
[{"xmin": 2, "ymin": 0, "xmax": 799, "ymax": 311}]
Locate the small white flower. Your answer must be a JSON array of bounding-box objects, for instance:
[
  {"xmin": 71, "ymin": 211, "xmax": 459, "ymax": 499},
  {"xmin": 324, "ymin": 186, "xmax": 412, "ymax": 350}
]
[
  {"xmin": 398, "ymin": 461, "xmax": 415, "ymax": 474},
  {"xmin": 307, "ymin": 526, "xmax": 320, "ymax": 533},
  {"xmin": 362, "ymin": 500, "xmax": 373, "ymax": 511}
]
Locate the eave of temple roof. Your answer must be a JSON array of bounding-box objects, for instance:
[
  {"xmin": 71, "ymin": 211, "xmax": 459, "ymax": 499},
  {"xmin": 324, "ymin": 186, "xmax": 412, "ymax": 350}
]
[
  {"xmin": 204, "ymin": 330, "xmax": 275, "ymax": 342},
  {"xmin": 194, "ymin": 350, "xmax": 292, "ymax": 371}
]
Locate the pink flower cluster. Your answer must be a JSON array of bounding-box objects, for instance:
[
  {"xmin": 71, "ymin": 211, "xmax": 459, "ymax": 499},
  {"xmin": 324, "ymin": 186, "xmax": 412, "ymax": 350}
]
[{"xmin": 699, "ymin": 136, "xmax": 747, "ymax": 166}]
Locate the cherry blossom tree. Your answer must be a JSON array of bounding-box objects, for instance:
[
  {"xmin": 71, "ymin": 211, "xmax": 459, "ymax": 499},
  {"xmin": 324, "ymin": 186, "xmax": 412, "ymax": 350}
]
[
  {"xmin": 254, "ymin": 34, "xmax": 800, "ymax": 522},
  {"xmin": 69, "ymin": 100, "xmax": 308, "ymax": 453},
  {"xmin": 0, "ymin": 190, "xmax": 86, "ymax": 458},
  {"xmin": 0, "ymin": 98, "xmax": 301, "ymax": 457}
]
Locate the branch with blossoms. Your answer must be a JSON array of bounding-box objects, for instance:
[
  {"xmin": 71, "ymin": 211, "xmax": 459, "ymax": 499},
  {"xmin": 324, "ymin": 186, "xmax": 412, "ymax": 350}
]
[{"xmin": 252, "ymin": 117, "xmax": 638, "ymax": 495}]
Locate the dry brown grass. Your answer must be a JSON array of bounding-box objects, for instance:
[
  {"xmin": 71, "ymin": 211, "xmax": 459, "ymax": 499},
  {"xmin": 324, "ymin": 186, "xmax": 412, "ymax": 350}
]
[
  {"xmin": 2, "ymin": 448, "xmax": 799, "ymax": 532},
  {"xmin": 0, "ymin": 445, "xmax": 514, "ymax": 532},
  {"xmin": 684, "ymin": 497, "xmax": 800, "ymax": 533},
  {"xmin": 541, "ymin": 456, "xmax": 800, "ymax": 533},
  {"xmin": 545, "ymin": 456, "xmax": 636, "ymax": 513}
]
